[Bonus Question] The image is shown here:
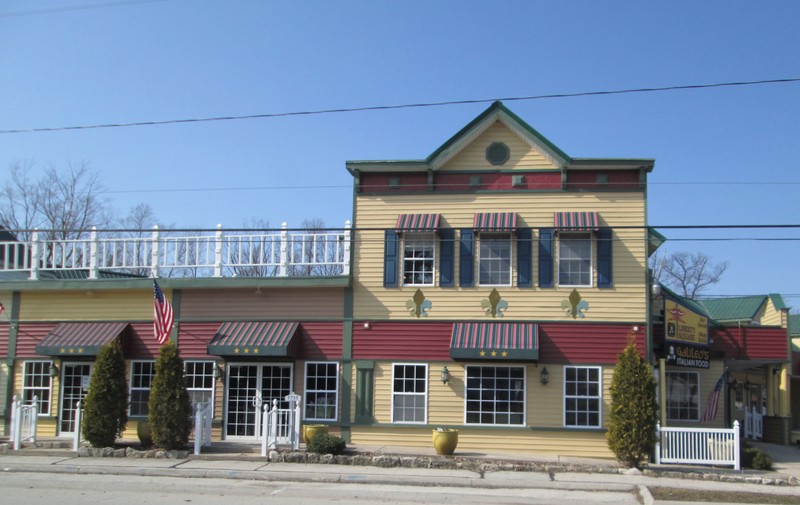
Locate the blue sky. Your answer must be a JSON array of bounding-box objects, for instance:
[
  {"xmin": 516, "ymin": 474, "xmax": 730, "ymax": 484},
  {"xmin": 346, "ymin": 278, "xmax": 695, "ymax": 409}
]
[{"xmin": 0, "ymin": 1, "xmax": 798, "ymax": 305}]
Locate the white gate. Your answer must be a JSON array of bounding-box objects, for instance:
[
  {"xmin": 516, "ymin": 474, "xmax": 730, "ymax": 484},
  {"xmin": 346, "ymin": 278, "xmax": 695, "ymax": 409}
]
[
  {"xmin": 745, "ymin": 406, "xmax": 763, "ymax": 439},
  {"xmin": 261, "ymin": 394, "xmax": 301, "ymax": 456},
  {"xmin": 10, "ymin": 395, "xmax": 38, "ymax": 450}
]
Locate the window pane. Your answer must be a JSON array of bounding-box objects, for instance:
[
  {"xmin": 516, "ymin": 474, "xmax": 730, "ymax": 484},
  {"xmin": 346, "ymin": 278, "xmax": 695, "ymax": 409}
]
[
  {"xmin": 558, "ymin": 233, "xmax": 592, "ymax": 286},
  {"xmin": 465, "ymin": 366, "xmax": 525, "ymax": 426},
  {"xmin": 402, "ymin": 233, "xmax": 435, "ymax": 286},
  {"xmin": 304, "ymin": 362, "xmax": 338, "ymax": 421},
  {"xmin": 666, "ymin": 372, "xmax": 699, "ymax": 421},
  {"xmin": 478, "ymin": 233, "xmax": 511, "ymax": 286},
  {"xmin": 564, "ymin": 366, "xmax": 601, "ymax": 427},
  {"xmin": 391, "ymin": 364, "xmax": 427, "ymax": 423},
  {"xmin": 130, "ymin": 361, "xmax": 156, "ymax": 417}
]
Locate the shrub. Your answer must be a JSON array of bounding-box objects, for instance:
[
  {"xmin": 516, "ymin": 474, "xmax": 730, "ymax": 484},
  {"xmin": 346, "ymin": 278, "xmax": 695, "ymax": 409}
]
[
  {"xmin": 742, "ymin": 445, "xmax": 773, "ymax": 470},
  {"xmin": 308, "ymin": 432, "xmax": 346, "ymax": 455},
  {"xmin": 82, "ymin": 341, "xmax": 128, "ymax": 447},
  {"xmin": 606, "ymin": 339, "xmax": 659, "ymax": 469},
  {"xmin": 148, "ymin": 342, "xmax": 192, "ymax": 450}
]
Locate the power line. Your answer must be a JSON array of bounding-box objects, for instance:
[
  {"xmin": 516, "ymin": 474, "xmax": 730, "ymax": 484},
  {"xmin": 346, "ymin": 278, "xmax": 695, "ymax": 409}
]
[{"xmin": 2, "ymin": 77, "xmax": 799, "ymax": 135}]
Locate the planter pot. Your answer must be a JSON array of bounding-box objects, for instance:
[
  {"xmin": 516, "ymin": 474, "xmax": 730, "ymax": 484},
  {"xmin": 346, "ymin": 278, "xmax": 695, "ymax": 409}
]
[
  {"xmin": 432, "ymin": 429, "xmax": 458, "ymax": 455},
  {"xmin": 137, "ymin": 420, "xmax": 152, "ymax": 448},
  {"xmin": 303, "ymin": 424, "xmax": 329, "ymax": 446}
]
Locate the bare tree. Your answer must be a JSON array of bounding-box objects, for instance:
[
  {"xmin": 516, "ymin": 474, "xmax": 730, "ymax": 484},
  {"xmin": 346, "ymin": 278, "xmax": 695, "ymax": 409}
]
[
  {"xmin": 289, "ymin": 218, "xmax": 344, "ymax": 277},
  {"xmin": 654, "ymin": 251, "xmax": 728, "ymax": 299},
  {"xmin": 0, "ymin": 161, "xmax": 112, "ymax": 241},
  {"xmin": 229, "ymin": 218, "xmax": 279, "ymax": 277},
  {"xmin": 113, "ymin": 203, "xmax": 158, "ymax": 277}
]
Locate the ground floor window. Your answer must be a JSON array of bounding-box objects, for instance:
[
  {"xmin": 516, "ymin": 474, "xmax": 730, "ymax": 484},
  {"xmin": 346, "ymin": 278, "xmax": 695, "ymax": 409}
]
[
  {"xmin": 465, "ymin": 365, "xmax": 525, "ymax": 425},
  {"xmin": 304, "ymin": 362, "xmax": 339, "ymax": 421},
  {"xmin": 185, "ymin": 361, "xmax": 215, "ymax": 409},
  {"xmin": 391, "ymin": 363, "xmax": 427, "ymax": 423},
  {"xmin": 564, "ymin": 366, "xmax": 602, "ymax": 427},
  {"xmin": 22, "ymin": 361, "xmax": 52, "ymax": 415},
  {"xmin": 129, "ymin": 360, "xmax": 155, "ymax": 417},
  {"xmin": 666, "ymin": 371, "xmax": 699, "ymax": 421}
]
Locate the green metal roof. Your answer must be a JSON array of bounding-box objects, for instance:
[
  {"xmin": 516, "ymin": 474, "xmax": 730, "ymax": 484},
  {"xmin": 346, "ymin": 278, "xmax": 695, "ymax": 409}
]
[
  {"xmin": 769, "ymin": 293, "xmax": 788, "ymax": 311},
  {"xmin": 648, "ymin": 228, "xmax": 667, "ymax": 256},
  {"xmin": 789, "ymin": 314, "xmax": 800, "ymax": 337},
  {"xmin": 699, "ymin": 296, "xmax": 767, "ymax": 322}
]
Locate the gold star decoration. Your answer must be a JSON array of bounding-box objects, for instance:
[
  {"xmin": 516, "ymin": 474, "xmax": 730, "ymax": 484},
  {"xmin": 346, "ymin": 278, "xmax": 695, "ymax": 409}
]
[
  {"xmin": 69, "ymin": 348, "xmax": 75, "ymax": 353},
  {"xmin": 234, "ymin": 348, "xmax": 240, "ymax": 354},
  {"xmin": 253, "ymin": 348, "xmax": 259, "ymax": 354},
  {"xmin": 491, "ymin": 351, "xmax": 497, "ymax": 357},
  {"xmin": 501, "ymin": 351, "xmax": 508, "ymax": 357},
  {"xmin": 78, "ymin": 348, "xmax": 84, "ymax": 353},
  {"xmin": 479, "ymin": 350, "xmax": 486, "ymax": 357},
  {"xmin": 60, "ymin": 348, "xmax": 66, "ymax": 354},
  {"xmin": 244, "ymin": 348, "xmax": 250, "ymax": 354}
]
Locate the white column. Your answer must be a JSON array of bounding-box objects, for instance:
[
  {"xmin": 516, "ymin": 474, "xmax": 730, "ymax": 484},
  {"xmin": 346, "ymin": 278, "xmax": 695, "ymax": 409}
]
[
  {"xmin": 150, "ymin": 225, "xmax": 160, "ymax": 278},
  {"xmin": 214, "ymin": 224, "xmax": 223, "ymax": 278},
  {"xmin": 88, "ymin": 227, "xmax": 99, "ymax": 279}
]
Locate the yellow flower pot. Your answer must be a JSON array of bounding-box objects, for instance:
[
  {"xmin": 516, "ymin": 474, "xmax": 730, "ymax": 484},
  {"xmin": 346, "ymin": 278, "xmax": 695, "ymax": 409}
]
[
  {"xmin": 303, "ymin": 424, "xmax": 329, "ymax": 446},
  {"xmin": 432, "ymin": 429, "xmax": 458, "ymax": 455}
]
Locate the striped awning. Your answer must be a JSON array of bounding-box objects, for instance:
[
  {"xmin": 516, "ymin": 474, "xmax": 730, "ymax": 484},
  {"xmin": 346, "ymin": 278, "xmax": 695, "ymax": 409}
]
[
  {"xmin": 207, "ymin": 321, "xmax": 300, "ymax": 357},
  {"xmin": 396, "ymin": 213, "xmax": 440, "ymax": 231},
  {"xmin": 450, "ymin": 322, "xmax": 538, "ymax": 360},
  {"xmin": 554, "ymin": 211, "xmax": 600, "ymax": 231},
  {"xmin": 36, "ymin": 322, "xmax": 129, "ymax": 356},
  {"xmin": 473, "ymin": 212, "xmax": 517, "ymax": 231}
]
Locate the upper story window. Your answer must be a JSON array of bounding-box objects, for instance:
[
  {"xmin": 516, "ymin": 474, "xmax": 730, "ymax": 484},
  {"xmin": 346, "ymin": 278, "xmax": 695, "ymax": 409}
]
[
  {"xmin": 402, "ymin": 232, "xmax": 435, "ymax": 286},
  {"xmin": 478, "ymin": 232, "xmax": 512, "ymax": 286},
  {"xmin": 558, "ymin": 232, "xmax": 592, "ymax": 287}
]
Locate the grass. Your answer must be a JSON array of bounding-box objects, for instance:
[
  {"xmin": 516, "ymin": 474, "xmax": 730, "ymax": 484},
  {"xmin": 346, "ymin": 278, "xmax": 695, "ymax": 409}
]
[{"xmin": 649, "ymin": 486, "xmax": 800, "ymax": 504}]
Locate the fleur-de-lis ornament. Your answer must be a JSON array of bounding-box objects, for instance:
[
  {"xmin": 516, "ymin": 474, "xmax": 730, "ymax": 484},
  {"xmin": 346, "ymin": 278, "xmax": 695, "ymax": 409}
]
[
  {"xmin": 406, "ymin": 288, "xmax": 432, "ymax": 318},
  {"xmin": 481, "ymin": 288, "xmax": 508, "ymax": 318},
  {"xmin": 561, "ymin": 288, "xmax": 589, "ymax": 319}
]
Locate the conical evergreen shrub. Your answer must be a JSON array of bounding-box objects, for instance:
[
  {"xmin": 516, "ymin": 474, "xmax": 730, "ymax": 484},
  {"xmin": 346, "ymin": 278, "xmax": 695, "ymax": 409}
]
[
  {"xmin": 82, "ymin": 341, "xmax": 128, "ymax": 447},
  {"xmin": 148, "ymin": 341, "xmax": 192, "ymax": 450},
  {"xmin": 606, "ymin": 339, "xmax": 659, "ymax": 468}
]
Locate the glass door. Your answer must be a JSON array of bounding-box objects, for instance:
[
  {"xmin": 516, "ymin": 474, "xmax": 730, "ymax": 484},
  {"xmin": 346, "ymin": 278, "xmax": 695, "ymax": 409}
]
[
  {"xmin": 225, "ymin": 363, "xmax": 292, "ymax": 440},
  {"xmin": 59, "ymin": 363, "xmax": 92, "ymax": 435}
]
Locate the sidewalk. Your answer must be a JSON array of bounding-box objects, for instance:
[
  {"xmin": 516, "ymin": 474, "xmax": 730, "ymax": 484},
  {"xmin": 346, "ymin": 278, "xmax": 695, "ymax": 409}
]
[{"xmin": 1, "ymin": 440, "xmax": 799, "ymax": 503}]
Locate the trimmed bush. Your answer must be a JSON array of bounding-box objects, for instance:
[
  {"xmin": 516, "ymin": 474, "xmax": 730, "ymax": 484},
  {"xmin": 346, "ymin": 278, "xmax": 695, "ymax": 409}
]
[
  {"xmin": 82, "ymin": 341, "xmax": 128, "ymax": 447},
  {"xmin": 606, "ymin": 339, "xmax": 659, "ymax": 469},
  {"xmin": 148, "ymin": 342, "xmax": 192, "ymax": 450},
  {"xmin": 742, "ymin": 445, "xmax": 773, "ymax": 470},
  {"xmin": 308, "ymin": 432, "xmax": 346, "ymax": 455}
]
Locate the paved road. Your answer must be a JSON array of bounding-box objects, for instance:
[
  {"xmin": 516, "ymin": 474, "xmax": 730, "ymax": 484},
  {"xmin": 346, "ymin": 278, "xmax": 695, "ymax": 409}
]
[{"xmin": 0, "ymin": 472, "xmax": 641, "ymax": 505}]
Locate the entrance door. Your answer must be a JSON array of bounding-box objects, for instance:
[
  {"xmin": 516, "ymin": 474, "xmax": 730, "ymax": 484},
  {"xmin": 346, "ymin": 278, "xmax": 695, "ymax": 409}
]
[
  {"xmin": 59, "ymin": 363, "xmax": 92, "ymax": 435},
  {"xmin": 225, "ymin": 363, "xmax": 292, "ymax": 440}
]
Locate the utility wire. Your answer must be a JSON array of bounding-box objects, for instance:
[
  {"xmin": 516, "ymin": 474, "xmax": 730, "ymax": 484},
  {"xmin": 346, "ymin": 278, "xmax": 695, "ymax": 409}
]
[{"xmin": 1, "ymin": 77, "xmax": 798, "ymax": 135}]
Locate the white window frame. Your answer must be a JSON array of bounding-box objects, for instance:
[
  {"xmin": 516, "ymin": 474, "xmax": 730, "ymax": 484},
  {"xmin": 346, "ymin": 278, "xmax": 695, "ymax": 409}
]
[
  {"xmin": 129, "ymin": 360, "xmax": 155, "ymax": 417},
  {"xmin": 464, "ymin": 365, "xmax": 526, "ymax": 426},
  {"xmin": 304, "ymin": 361, "xmax": 339, "ymax": 422},
  {"xmin": 563, "ymin": 366, "xmax": 602, "ymax": 428},
  {"xmin": 391, "ymin": 363, "xmax": 428, "ymax": 424},
  {"xmin": 558, "ymin": 232, "xmax": 593, "ymax": 287},
  {"xmin": 402, "ymin": 232, "xmax": 436, "ymax": 286},
  {"xmin": 22, "ymin": 360, "xmax": 53, "ymax": 416},
  {"xmin": 478, "ymin": 232, "xmax": 512, "ymax": 287},
  {"xmin": 666, "ymin": 370, "xmax": 700, "ymax": 422},
  {"xmin": 184, "ymin": 360, "xmax": 215, "ymax": 410}
]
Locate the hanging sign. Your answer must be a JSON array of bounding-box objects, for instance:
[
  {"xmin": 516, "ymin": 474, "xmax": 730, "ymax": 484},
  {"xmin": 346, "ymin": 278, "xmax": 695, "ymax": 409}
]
[
  {"xmin": 665, "ymin": 299, "xmax": 709, "ymax": 346},
  {"xmin": 665, "ymin": 343, "xmax": 710, "ymax": 369}
]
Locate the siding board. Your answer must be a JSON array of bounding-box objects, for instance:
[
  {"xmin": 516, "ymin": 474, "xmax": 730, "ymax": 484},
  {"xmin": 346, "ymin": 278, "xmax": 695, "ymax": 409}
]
[{"xmin": 180, "ymin": 288, "xmax": 344, "ymax": 320}]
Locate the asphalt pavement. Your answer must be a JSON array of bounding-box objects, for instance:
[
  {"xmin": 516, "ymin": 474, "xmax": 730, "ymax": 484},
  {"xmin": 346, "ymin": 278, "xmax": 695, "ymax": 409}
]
[{"xmin": 1, "ymin": 440, "xmax": 799, "ymax": 505}]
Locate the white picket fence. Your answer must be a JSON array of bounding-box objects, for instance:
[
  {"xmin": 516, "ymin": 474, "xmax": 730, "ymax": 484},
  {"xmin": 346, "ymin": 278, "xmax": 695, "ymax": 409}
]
[
  {"xmin": 261, "ymin": 395, "xmax": 301, "ymax": 456},
  {"xmin": 193, "ymin": 402, "xmax": 213, "ymax": 455},
  {"xmin": 655, "ymin": 420, "xmax": 740, "ymax": 470},
  {"xmin": 744, "ymin": 406, "xmax": 763, "ymax": 440},
  {"xmin": 10, "ymin": 395, "xmax": 38, "ymax": 450}
]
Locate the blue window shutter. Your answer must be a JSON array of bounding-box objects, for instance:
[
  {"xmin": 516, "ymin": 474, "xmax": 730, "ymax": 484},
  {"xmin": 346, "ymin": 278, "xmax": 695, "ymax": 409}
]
[
  {"xmin": 384, "ymin": 230, "xmax": 398, "ymax": 287},
  {"xmin": 459, "ymin": 229, "xmax": 474, "ymax": 287},
  {"xmin": 597, "ymin": 227, "xmax": 613, "ymax": 288},
  {"xmin": 517, "ymin": 228, "xmax": 533, "ymax": 288},
  {"xmin": 439, "ymin": 228, "xmax": 455, "ymax": 288},
  {"xmin": 538, "ymin": 228, "xmax": 554, "ymax": 288}
]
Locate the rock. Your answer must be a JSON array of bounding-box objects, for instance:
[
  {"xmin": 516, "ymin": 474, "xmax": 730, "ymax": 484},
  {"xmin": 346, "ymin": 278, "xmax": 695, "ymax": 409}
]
[
  {"xmin": 351, "ymin": 455, "xmax": 372, "ymax": 466},
  {"xmin": 114, "ymin": 448, "xmax": 126, "ymax": 458},
  {"xmin": 267, "ymin": 450, "xmax": 283, "ymax": 462},
  {"xmin": 77, "ymin": 447, "xmax": 90, "ymax": 457},
  {"xmin": 372, "ymin": 455, "xmax": 399, "ymax": 468},
  {"xmin": 319, "ymin": 454, "xmax": 335, "ymax": 464},
  {"xmin": 621, "ymin": 467, "xmax": 642, "ymax": 476}
]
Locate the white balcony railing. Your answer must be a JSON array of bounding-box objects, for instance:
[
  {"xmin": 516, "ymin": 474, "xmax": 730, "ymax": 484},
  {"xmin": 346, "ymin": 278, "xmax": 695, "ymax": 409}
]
[{"xmin": 0, "ymin": 221, "xmax": 351, "ymax": 280}]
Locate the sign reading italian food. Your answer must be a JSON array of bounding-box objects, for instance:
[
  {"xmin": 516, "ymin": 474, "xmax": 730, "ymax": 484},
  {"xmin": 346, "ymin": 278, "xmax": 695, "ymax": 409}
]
[
  {"xmin": 665, "ymin": 343, "xmax": 710, "ymax": 369},
  {"xmin": 665, "ymin": 299, "xmax": 709, "ymax": 346}
]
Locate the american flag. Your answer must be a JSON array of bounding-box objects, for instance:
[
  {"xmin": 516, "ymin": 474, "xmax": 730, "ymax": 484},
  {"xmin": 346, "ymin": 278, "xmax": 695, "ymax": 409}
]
[
  {"xmin": 701, "ymin": 368, "xmax": 728, "ymax": 422},
  {"xmin": 153, "ymin": 279, "xmax": 174, "ymax": 345}
]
